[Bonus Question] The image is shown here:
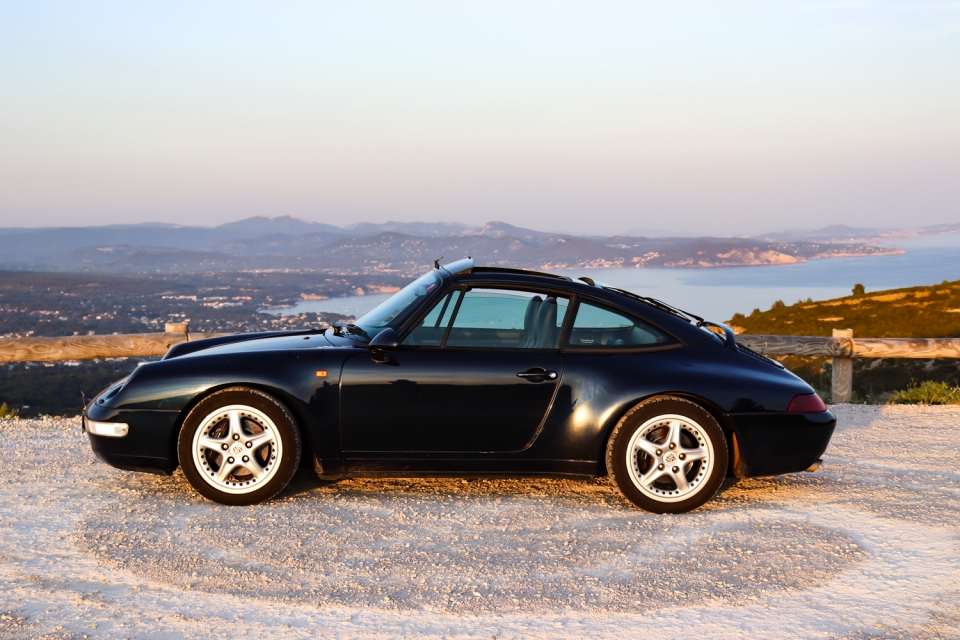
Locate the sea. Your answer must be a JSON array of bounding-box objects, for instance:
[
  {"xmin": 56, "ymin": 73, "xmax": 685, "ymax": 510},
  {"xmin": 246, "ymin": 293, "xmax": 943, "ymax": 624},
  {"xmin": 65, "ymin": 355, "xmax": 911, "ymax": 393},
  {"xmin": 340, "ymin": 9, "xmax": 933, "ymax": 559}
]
[{"xmin": 264, "ymin": 234, "xmax": 960, "ymax": 323}]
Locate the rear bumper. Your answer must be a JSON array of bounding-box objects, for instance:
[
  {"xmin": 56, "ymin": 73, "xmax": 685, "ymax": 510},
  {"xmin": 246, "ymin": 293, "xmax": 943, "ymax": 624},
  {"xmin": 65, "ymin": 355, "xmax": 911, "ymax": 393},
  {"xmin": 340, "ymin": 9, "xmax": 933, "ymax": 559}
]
[
  {"xmin": 728, "ymin": 410, "xmax": 836, "ymax": 478},
  {"xmin": 84, "ymin": 403, "xmax": 180, "ymax": 475}
]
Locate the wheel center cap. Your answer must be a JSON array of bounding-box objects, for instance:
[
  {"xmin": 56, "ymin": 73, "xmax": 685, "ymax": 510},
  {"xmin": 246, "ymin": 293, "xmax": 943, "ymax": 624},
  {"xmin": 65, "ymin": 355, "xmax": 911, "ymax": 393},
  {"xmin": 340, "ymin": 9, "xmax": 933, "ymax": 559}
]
[
  {"xmin": 231, "ymin": 443, "xmax": 245, "ymax": 455},
  {"xmin": 664, "ymin": 451, "xmax": 677, "ymax": 464}
]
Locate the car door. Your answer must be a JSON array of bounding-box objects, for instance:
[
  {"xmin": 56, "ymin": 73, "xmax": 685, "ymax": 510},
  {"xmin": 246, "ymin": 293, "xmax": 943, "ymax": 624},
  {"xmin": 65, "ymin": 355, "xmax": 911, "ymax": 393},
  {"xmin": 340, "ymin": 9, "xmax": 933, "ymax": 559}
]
[{"xmin": 339, "ymin": 287, "xmax": 569, "ymax": 453}]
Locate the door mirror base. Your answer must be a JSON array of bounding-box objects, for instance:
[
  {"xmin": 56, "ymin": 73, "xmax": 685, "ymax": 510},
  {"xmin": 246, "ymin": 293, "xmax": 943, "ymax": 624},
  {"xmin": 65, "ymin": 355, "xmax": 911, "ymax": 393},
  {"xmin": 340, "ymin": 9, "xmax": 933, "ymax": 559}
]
[
  {"xmin": 369, "ymin": 348, "xmax": 391, "ymax": 364},
  {"xmin": 368, "ymin": 328, "xmax": 400, "ymax": 363}
]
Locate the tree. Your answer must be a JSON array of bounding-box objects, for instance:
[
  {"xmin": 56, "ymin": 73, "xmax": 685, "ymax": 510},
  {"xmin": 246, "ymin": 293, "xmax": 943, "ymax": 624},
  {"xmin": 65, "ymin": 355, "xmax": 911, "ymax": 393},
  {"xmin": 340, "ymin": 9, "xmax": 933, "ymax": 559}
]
[{"xmin": 852, "ymin": 283, "xmax": 865, "ymax": 296}]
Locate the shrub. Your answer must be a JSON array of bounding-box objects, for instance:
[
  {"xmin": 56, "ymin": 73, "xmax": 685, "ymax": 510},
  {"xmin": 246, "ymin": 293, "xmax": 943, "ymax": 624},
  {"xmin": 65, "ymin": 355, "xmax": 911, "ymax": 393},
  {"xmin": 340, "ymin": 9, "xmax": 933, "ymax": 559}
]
[
  {"xmin": 889, "ymin": 381, "xmax": 960, "ymax": 405},
  {"xmin": 0, "ymin": 402, "xmax": 18, "ymax": 419},
  {"xmin": 852, "ymin": 283, "xmax": 865, "ymax": 295}
]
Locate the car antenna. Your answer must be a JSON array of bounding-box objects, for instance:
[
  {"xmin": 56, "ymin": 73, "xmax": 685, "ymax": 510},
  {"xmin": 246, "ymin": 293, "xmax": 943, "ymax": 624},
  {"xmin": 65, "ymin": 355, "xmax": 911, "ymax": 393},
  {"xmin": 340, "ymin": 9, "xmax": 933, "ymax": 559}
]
[{"xmin": 434, "ymin": 257, "xmax": 443, "ymax": 269}]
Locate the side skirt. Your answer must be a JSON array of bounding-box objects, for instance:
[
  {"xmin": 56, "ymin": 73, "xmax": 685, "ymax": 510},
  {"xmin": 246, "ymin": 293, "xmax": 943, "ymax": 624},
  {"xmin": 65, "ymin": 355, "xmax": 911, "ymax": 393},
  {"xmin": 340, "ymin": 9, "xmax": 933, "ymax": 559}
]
[{"xmin": 318, "ymin": 456, "xmax": 605, "ymax": 480}]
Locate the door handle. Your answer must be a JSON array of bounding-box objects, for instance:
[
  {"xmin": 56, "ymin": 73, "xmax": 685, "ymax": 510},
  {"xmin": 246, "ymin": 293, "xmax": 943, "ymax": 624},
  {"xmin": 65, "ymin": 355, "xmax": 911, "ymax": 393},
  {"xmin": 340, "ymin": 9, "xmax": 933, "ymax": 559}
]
[{"xmin": 516, "ymin": 368, "xmax": 558, "ymax": 381}]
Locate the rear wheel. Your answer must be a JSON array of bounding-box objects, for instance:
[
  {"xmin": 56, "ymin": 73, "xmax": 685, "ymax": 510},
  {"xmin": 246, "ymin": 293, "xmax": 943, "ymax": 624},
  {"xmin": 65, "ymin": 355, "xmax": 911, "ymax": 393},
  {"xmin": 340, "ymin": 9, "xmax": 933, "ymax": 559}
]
[
  {"xmin": 606, "ymin": 396, "xmax": 728, "ymax": 514},
  {"xmin": 178, "ymin": 387, "xmax": 301, "ymax": 505}
]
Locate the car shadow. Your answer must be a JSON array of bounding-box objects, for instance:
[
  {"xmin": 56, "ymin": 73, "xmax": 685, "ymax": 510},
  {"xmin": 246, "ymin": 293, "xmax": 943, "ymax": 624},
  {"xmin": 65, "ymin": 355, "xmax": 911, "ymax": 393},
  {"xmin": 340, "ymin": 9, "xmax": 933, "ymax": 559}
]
[{"xmin": 283, "ymin": 466, "xmax": 336, "ymax": 497}]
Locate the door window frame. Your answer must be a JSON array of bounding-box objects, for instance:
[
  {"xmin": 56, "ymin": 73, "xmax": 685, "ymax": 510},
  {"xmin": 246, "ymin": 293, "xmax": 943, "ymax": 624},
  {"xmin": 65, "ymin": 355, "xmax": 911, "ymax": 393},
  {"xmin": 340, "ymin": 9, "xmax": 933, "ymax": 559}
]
[
  {"xmin": 400, "ymin": 284, "xmax": 576, "ymax": 352},
  {"xmin": 398, "ymin": 283, "xmax": 686, "ymax": 354}
]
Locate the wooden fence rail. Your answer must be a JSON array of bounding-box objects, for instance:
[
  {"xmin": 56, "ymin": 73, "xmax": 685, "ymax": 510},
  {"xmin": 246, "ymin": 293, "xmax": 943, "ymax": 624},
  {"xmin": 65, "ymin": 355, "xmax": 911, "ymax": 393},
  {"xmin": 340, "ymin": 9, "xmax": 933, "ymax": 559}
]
[
  {"xmin": 736, "ymin": 334, "xmax": 960, "ymax": 359},
  {"xmin": 0, "ymin": 324, "xmax": 225, "ymax": 364},
  {"xmin": 737, "ymin": 330, "xmax": 960, "ymax": 402},
  {"xmin": 2, "ymin": 325, "xmax": 958, "ymax": 403}
]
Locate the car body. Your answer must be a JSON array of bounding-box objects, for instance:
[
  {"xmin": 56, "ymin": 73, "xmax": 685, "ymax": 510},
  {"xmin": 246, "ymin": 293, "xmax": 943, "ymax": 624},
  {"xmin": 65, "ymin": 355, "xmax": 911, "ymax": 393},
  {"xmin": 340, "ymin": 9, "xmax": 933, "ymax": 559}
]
[{"xmin": 84, "ymin": 258, "xmax": 835, "ymax": 512}]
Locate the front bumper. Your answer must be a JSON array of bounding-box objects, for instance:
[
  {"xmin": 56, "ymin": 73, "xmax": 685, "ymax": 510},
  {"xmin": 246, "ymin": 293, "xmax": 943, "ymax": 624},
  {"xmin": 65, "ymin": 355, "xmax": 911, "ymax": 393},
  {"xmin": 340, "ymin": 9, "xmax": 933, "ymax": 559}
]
[
  {"xmin": 727, "ymin": 410, "xmax": 836, "ymax": 478},
  {"xmin": 84, "ymin": 403, "xmax": 181, "ymax": 475}
]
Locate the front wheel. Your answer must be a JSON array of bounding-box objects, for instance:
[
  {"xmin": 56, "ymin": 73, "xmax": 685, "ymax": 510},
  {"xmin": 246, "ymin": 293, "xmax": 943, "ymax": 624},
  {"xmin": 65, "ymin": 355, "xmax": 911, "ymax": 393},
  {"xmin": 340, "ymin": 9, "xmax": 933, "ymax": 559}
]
[
  {"xmin": 606, "ymin": 396, "xmax": 728, "ymax": 514},
  {"xmin": 178, "ymin": 387, "xmax": 301, "ymax": 505}
]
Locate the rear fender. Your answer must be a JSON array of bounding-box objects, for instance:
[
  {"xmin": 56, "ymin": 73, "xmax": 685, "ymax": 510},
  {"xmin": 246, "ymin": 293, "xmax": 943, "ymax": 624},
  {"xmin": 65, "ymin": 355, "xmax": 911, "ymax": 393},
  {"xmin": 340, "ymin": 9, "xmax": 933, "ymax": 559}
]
[{"xmin": 593, "ymin": 392, "xmax": 736, "ymax": 475}]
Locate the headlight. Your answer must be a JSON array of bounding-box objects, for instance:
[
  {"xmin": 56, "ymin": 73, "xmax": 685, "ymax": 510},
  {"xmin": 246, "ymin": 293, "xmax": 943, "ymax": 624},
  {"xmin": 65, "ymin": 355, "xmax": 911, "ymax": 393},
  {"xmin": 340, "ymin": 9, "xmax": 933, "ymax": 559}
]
[{"xmin": 85, "ymin": 419, "xmax": 129, "ymax": 437}]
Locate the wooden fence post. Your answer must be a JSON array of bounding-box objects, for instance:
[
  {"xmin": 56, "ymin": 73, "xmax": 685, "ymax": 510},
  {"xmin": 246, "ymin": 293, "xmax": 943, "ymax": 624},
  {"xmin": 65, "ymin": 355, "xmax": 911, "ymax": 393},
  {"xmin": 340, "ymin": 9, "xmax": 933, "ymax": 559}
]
[
  {"xmin": 164, "ymin": 322, "xmax": 189, "ymax": 336},
  {"xmin": 832, "ymin": 328, "xmax": 854, "ymax": 403}
]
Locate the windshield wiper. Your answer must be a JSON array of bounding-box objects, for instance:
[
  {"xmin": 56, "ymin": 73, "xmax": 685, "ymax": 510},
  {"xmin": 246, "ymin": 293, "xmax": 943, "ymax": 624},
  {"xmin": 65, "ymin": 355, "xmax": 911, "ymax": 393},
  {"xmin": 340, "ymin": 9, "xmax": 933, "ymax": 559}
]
[{"xmin": 334, "ymin": 322, "xmax": 370, "ymax": 340}]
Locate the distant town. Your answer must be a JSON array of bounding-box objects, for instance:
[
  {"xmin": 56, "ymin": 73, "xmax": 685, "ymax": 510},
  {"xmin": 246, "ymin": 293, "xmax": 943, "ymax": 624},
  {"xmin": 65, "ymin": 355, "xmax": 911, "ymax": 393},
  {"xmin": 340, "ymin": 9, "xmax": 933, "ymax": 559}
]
[{"xmin": 0, "ymin": 270, "xmax": 404, "ymax": 340}]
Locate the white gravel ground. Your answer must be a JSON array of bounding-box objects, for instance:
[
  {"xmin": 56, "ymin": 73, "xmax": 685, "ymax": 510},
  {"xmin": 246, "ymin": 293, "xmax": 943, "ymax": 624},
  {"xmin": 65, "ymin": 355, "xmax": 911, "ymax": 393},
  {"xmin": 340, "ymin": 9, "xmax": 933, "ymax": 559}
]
[{"xmin": 1, "ymin": 404, "xmax": 958, "ymax": 638}]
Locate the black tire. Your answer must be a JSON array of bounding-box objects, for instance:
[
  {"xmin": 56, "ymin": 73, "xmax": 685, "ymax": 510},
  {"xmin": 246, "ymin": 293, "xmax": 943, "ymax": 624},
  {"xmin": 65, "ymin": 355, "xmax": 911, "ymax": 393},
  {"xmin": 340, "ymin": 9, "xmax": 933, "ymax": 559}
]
[
  {"xmin": 178, "ymin": 387, "xmax": 302, "ymax": 506},
  {"xmin": 606, "ymin": 396, "xmax": 728, "ymax": 514}
]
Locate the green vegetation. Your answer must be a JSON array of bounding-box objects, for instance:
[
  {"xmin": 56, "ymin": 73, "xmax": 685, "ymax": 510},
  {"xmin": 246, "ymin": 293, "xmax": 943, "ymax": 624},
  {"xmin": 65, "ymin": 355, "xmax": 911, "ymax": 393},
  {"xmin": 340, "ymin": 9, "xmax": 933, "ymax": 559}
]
[
  {"xmin": 889, "ymin": 381, "xmax": 960, "ymax": 405},
  {"xmin": 728, "ymin": 279, "xmax": 960, "ymax": 403},
  {"xmin": 0, "ymin": 402, "xmax": 18, "ymax": 419},
  {"xmin": 728, "ymin": 278, "xmax": 960, "ymax": 339}
]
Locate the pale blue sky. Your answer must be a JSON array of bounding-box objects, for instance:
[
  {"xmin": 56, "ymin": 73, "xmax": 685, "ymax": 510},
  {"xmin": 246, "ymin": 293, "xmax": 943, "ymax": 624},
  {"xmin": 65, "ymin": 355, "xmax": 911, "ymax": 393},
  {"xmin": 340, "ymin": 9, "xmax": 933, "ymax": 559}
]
[{"xmin": 1, "ymin": 1, "xmax": 958, "ymax": 235}]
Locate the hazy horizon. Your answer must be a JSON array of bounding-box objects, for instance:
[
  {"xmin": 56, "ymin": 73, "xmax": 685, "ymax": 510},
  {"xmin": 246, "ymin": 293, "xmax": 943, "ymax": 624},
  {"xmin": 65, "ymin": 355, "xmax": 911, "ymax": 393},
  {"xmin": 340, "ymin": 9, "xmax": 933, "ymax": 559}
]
[
  {"xmin": 0, "ymin": 213, "xmax": 954, "ymax": 239},
  {"xmin": 2, "ymin": 1, "xmax": 958, "ymax": 236}
]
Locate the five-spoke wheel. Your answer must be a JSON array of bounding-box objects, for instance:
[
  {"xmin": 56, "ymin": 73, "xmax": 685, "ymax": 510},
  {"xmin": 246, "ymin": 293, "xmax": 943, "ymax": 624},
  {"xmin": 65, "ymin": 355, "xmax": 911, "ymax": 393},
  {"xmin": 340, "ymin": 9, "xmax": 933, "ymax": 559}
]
[
  {"xmin": 607, "ymin": 396, "xmax": 727, "ymax": 513},
  {"xmin": 178, "ymin": 388, "xmax": 301, "ymax": 505}
]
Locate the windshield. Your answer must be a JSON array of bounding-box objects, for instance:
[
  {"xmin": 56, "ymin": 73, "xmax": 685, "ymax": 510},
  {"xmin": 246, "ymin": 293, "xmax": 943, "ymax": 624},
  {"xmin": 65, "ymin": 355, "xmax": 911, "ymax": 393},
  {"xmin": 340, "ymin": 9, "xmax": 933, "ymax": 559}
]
[{"xmin": 354, "ymin": 270, "xmax": 442, "ymax": 335}]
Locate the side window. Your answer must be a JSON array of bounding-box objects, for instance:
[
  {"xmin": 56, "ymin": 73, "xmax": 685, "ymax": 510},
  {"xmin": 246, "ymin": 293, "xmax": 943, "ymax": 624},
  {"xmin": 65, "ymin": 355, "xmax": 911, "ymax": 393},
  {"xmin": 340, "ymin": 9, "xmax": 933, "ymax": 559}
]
[
  {"xmin": 444, "ymin": 289, "xmax": 569, "ymax": 349},
  {"xmin": 567, "ymin": 300, "xmax": 673, "ymax": 349},
  {"xmin": 403, "ymin": 290, "xmax": 462, "ymax": 346}
]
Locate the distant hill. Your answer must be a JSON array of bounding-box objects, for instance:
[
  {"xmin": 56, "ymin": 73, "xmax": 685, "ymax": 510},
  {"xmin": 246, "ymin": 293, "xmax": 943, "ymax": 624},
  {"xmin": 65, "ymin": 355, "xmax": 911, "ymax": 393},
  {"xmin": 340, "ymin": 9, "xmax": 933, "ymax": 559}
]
[
  {"xmin": 727, "ymin": 280, "xmax": 960, "ymax": 338},
  {"xmin": 345, "ymin": 221, "xmax": 479, "ymax": 237},
  {"xmin": 0, "ymin": 216, "xmax": 906, "ymax": 275},
  {"xmin": 756, "ymin": 222, "xmax": 960, "ymax": 244},
  {"xmin": 218, "ymin": 215, "xmax": 343, "ymax": 236}
]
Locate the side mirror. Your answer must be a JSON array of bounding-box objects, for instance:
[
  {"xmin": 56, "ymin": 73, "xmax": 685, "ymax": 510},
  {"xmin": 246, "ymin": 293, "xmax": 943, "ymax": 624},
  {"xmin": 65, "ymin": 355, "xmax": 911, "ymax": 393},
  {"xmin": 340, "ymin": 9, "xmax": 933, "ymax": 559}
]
[
  {"xmin": 368, "ymin": 328, "xmax": 400, "ymax": 363},
  {"xmin": 369, "ymin": 327, "xmax": 400, "ymax": 350}
]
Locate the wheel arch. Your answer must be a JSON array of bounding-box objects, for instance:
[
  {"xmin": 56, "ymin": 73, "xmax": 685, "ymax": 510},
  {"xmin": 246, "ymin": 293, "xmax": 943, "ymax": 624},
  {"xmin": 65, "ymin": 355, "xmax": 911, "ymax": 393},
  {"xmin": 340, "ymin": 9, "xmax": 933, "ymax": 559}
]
[
  {"xmin": 597, "ymin": 391, "xmax": 736, "ymax": 476},
  {"xmin": 168, "ymin": 381, "xmax": 315, "ymax": 470}
]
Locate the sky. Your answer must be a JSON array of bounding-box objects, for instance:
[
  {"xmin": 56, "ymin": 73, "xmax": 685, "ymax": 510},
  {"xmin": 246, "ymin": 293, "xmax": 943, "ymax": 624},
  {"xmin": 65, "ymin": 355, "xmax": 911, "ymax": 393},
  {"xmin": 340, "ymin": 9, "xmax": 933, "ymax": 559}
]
[{"xmin": 1, "ymin": 1, "xmax": 958, "ymax": 236}]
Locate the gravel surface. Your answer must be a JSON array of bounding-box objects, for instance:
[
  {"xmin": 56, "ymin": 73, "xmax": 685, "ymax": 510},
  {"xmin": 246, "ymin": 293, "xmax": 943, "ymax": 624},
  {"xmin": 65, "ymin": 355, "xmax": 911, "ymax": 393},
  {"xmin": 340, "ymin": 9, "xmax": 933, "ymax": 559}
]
[{"xmin": 1, "ymin": 405, "xmax": 958, "ymax": 638}]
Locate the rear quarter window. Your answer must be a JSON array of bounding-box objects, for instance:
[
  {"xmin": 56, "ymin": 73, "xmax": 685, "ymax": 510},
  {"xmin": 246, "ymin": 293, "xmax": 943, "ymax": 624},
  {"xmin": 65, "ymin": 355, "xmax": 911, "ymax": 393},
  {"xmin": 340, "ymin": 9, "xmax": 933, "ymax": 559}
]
[{"xmin": 567, "ymin": 300, "xmax": 675, "ymax": 349}]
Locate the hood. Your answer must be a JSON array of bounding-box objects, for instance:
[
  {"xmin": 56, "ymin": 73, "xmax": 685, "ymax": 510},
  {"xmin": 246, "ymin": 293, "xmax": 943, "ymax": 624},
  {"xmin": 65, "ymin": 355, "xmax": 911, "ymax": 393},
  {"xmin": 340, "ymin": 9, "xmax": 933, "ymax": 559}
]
[{"xmin": 163, "ymin": 328, "xmax": 359, "ymax": 360}]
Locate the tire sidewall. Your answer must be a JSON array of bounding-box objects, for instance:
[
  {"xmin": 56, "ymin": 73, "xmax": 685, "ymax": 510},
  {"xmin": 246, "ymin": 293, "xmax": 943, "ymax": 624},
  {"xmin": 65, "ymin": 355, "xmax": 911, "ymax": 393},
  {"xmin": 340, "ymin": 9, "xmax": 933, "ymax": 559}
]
[
  {"xmin": 607, "ymin": 396, "xmax": 728, "ymax": 514},
  {"xmin": 178, "ymin": 387, "xmax": 301, "ymax": 506}
]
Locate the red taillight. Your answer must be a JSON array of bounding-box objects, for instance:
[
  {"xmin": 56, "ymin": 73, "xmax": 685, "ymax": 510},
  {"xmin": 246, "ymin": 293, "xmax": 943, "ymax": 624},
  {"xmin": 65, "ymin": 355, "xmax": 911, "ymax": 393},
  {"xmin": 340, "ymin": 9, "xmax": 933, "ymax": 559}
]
[{"xmin": 788, "ymin": 393, "xmax": 827, "ymax": 413}]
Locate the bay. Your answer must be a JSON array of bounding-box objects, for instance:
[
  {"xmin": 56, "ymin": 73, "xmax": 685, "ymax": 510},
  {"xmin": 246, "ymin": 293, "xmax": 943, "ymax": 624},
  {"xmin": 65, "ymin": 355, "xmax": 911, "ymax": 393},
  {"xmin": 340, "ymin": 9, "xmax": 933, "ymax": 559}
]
[{"xmin": 265, "ymin": 234, "xmax": 960, "ymax": 323}]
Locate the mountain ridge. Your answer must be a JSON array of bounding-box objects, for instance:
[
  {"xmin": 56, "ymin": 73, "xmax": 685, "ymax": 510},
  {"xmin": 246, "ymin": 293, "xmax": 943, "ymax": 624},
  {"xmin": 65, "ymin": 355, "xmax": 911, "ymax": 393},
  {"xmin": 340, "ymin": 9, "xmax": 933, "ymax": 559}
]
[{"xmin": 0, "ymin": 216, "xmax": 917, "ymax": 275}]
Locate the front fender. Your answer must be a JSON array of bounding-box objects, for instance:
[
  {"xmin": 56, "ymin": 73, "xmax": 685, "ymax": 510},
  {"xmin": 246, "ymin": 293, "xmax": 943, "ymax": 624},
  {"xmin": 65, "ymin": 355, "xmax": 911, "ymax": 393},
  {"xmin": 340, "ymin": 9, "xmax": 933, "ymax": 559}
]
[{"xmin": 100, "ymin": 348, "xmax": 352, "ymax": 469}]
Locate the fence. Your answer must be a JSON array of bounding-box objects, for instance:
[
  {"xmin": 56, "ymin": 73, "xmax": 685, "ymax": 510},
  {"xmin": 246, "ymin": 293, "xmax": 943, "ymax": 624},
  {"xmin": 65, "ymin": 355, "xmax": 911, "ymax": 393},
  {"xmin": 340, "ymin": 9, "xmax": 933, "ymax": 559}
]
[
  {"xmin": 0, "ymin": 323, "xmax": 224, "ymax": 363},
  {"xmin": 738, "ymin": 329, "xmax": 960, "ymax": 401},
  {"xmin": 2, "ymin": 325, "xmax": 959, "ymax": 403}
]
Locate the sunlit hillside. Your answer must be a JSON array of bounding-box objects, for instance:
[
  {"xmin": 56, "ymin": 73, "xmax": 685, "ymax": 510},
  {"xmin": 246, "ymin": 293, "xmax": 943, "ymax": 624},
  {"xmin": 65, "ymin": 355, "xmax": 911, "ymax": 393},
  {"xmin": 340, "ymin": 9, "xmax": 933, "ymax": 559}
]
[{"xmin": 727, "ymin": 280, "xmax": 960, "ymax": 338}]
